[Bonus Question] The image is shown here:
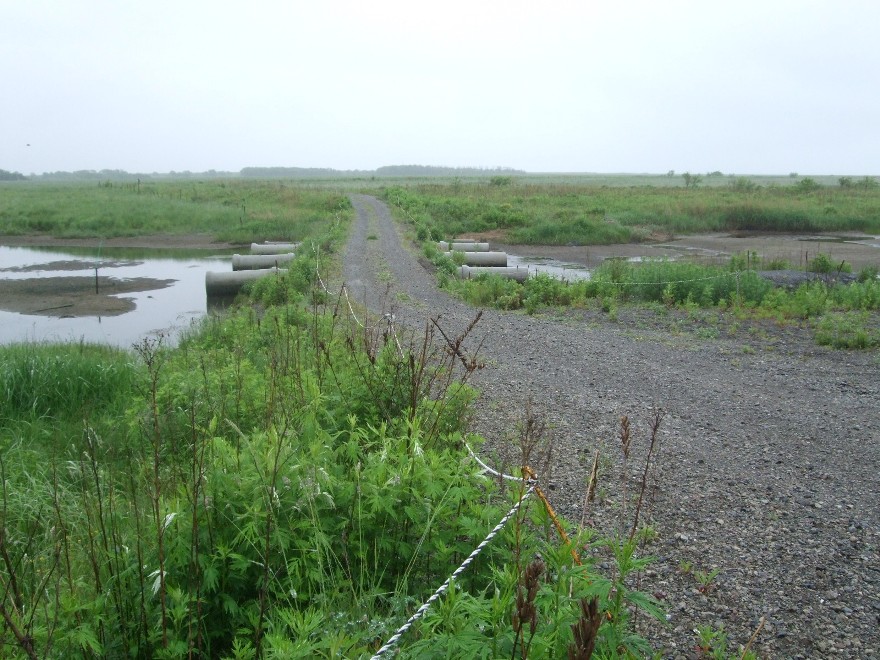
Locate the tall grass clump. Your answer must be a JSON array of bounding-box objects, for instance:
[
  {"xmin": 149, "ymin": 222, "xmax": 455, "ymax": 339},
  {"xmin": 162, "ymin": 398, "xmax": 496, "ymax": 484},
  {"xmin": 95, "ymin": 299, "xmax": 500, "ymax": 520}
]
[
  {"xmin": 592, "ymin": 260, "xmax": 773, "ymax": 307},
  {"xmin": 508, "ymin": 215, "xmax": 633, "ymax": 245},
  {"xmin": 0, "ymin": 343, "xmax": 139, "ymax": 420}
]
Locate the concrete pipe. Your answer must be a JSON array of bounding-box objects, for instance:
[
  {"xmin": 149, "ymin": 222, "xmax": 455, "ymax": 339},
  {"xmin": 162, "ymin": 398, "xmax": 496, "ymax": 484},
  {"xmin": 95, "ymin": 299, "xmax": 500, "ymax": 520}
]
[
  {"xmin": 438, "ymin": 241, "xmax": 490, "ymax": 252},
  {"xmin": 251, "ymin": 242, "xmax": 300, "ymax": 255},
  {"xmin": 457, "ymin": 266, "xmax": 529, "ymax": 282},
  {"xmin": 232, "ymin": 253, "xmax": 295, "ymax": 271},
  {"xmin": 444, "ymin": 251, "xmax": 507, "ymax": 266},
  {"xmin": 205, "ymin": 268, "xmax": 287, "ymax": 297}
]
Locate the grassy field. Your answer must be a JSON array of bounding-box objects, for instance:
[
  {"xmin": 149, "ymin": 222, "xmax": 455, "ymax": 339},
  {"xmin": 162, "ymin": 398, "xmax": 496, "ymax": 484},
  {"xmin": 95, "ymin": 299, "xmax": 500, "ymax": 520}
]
[
  {"xmin": 0, "ymin": 179, "xmax": 350, "ymax": 243},
  {"xmin": 384, "ymin": 177, "xmax": 880, "ymax": 245},
  {"xmin": 390, "ymin": 180, "xmax": 880, "ymax": 350}
]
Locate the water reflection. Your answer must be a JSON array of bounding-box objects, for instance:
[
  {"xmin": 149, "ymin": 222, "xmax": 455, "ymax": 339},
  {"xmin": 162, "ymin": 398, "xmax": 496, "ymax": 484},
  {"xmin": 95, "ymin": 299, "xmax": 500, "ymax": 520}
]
[
  {"xmin": 0, "ymin": 245, "xmax": 233, "ymax": 348},
  {"xmin": 506, "ymin": 254, "xmax": 592, "ymax": 281}
]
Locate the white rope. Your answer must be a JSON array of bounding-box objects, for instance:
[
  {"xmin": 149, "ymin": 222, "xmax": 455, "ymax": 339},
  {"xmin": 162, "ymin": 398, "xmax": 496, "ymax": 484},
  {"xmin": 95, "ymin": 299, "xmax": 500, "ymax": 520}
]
[
  {"xmin": 370, "ymin": 481, "xmax": 536, "ymax": 658},
  {"xmin": 312, "ymin": 242, "xmax": 366, "ymax": 329},
  {"xmin": 465, "ymin": 440, "xmax": 526, "ymax": 483},
  {"xmin": 384, "ymin": 313, "xmax": 404, "ymax": 358},
  {"xmin": 341, "ymin": 286, "xmax": 366, "ymax": 329},
  {"xmin": 592, "ymin": 269, "xmax": 748, "ymax": 287}
]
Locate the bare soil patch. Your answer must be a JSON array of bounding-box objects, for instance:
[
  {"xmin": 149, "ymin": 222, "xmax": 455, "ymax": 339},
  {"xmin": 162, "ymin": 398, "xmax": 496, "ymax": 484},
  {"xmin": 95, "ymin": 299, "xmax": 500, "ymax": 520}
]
[
  {"xmin": 489, "ymin": 231, "xmax": 880, "ymax": 271},
  {"xmin": 0, "ymin": 276, "xmax": 175, "ymax": 316}
]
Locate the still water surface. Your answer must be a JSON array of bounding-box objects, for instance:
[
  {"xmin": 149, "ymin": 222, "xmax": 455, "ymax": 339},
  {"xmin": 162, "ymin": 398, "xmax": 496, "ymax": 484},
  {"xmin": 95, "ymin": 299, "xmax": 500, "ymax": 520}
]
[{"xmin": 0, "ymin": 245, "xmax": 232, "ymax": 348}]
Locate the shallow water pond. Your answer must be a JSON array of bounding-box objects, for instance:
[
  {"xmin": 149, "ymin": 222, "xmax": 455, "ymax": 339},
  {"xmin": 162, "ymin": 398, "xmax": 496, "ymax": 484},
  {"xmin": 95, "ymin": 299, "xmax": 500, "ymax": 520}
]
[
  {"xmin": 506, "ymin": 254, "xmax": 593, "ymax": 281},
  {"xmin": 0, "ymin": 245, "xmax": 234, "ymax": 348}
]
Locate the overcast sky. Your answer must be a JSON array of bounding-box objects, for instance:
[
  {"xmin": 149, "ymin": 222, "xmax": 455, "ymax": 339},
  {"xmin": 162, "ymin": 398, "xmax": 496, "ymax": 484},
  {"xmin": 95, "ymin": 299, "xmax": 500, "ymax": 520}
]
[{"xmin": 2, "ymin": 1, "xmax": 878, "ymax": 176}]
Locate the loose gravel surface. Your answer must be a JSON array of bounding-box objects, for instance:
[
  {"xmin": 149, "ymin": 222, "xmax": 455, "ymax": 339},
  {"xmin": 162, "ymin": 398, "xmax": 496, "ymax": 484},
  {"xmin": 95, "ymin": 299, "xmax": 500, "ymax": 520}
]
[{"xmin": 342, "ymin": 194, "xmax": 880, "ymax": 659}]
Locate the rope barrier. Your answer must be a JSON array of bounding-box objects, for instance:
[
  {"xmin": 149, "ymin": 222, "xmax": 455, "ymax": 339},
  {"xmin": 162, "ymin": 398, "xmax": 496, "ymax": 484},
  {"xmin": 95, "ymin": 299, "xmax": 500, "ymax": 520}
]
[
  {"xmin": 585, "ymin": 269, "xmax": 748, "ymax": 288},
  {"xmin": 370, "ymin": 481, "xmax": 537, "ymax": 659},
  {"xmin": 312, "ymin": 241, "xmax": 366, "ymax": 330},
  {"xmin": 384, "ymin": 313, "xmax": 404, "ymax": 358},
  {"xmin": 522, "ymin": 466, "xmax": 583, "ymax": 568},
  {"xmin": 464, "ymin": 440, "xmax": 526, "ymax": 483}
]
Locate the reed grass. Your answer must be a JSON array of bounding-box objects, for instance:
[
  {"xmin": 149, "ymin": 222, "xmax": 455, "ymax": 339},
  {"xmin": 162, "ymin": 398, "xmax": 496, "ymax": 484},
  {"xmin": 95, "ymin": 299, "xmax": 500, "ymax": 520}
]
[{"xmin": 0, "ymin": 342, "xmax": 140, "ymax": 421}]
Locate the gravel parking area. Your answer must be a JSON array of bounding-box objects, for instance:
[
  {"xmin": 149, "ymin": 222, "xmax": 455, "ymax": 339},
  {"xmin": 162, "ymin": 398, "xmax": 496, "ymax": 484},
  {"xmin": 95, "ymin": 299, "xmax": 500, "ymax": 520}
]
[{"xmin": 342, "ymin": 194, "xmax": 879, "ymax": 658}]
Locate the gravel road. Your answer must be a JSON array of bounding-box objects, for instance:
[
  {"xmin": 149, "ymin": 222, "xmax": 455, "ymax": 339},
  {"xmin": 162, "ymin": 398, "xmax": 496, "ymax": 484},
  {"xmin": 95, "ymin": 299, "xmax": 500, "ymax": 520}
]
[{"xmin": 341, "ymin": 194, "xmax": 880, "ymax": 658}]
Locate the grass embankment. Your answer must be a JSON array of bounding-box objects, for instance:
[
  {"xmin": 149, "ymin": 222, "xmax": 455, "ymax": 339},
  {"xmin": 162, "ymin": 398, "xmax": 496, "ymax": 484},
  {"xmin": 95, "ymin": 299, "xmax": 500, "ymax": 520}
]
[
  {"xmin": 0, "ymin": 183, "xmax": 666, "ymax": 657},
  {"xmin": 386, "ymin": 179, "xmax": 880, "ymax": 245},
  {"xmin": 0, "ymin": 180, "xmax": 346, "ymax": 244}
]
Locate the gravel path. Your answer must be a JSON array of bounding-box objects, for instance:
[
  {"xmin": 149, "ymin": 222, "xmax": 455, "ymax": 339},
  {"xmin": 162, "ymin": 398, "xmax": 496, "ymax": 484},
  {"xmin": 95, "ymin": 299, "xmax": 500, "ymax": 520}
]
[{"xmin": 342, "ymin": 194, "xmax": 880, "ymax": 658}]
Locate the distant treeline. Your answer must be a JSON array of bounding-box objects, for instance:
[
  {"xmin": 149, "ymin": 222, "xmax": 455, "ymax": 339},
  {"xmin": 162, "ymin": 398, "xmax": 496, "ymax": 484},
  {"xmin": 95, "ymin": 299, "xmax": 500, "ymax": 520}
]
[
  {"xmin": 3, "ymin": 165, "xmax": 527, "ymax": 182},
  {"xmin": 0, "ymin": 169, "xmax": 27, "ymax": 181},
  {"xmin": 22, "ymin": 169, "xmax": 238, "ymax": 182},
  {"xmin": 374, "ymin": 165, "xmax": 526, "ymax": 176},
  {"xmin": 240, "ymin": 165, "xmax": 526, "ymax": 178},
  {"xmin": 239, "ymin": 166, "xmax": 369, "ymax": 178}
]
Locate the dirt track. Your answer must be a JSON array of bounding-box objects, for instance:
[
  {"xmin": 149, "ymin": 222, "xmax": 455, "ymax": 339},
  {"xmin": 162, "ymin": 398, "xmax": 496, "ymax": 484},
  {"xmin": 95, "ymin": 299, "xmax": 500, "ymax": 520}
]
[{"xmin": 342, "ymin": 194, "xmax": 880, "ymax": 658}]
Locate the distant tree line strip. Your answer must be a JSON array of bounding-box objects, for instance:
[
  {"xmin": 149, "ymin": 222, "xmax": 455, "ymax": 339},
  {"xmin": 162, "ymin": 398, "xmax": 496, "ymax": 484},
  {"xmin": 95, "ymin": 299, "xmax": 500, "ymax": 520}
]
[{"xmin": 1, "ymin": 165, "xmax": 526, "ymax": 182}]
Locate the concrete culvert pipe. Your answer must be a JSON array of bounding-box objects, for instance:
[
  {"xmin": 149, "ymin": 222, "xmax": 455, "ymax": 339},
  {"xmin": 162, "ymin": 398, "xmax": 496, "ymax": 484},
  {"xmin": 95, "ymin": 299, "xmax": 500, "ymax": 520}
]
[
  {"xmin": 457, "ymin": 265, "xmax": 529, "ymax": 282},
  {"xmin": 251, "ymin": 242, "xmax": 300, "ymax": 255},
  {"xmin": 205, "ymin": 268, "xmax": 287, "ymax": 297},
  {"xmin": 438, "ymin": 241, "xmax": 490, "ymax": 252},
  {"xmin": 232, "ymin": 253, "xmax": 295, "ymax": 271},
  {"xmin": 444, "ymin": 251, "xmax": 507, "ymax": 266}
]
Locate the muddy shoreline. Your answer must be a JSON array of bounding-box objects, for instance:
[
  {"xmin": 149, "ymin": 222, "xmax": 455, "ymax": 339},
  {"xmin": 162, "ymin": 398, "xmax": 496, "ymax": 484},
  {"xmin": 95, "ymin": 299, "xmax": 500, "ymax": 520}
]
[
  {"xmin": 0, "ymin": 276, "xmax": 175, "ymax": 316},
  {"xmin": 490, "ymin": 231, "xmax": 880, "ymax": 271},
  {"xmin": 0, "ymin": 232, "xmax": 242, "ymax": 251},
  {"xmin": 0, "ymin": 233, "xmax": 239, "ymax": 318}
]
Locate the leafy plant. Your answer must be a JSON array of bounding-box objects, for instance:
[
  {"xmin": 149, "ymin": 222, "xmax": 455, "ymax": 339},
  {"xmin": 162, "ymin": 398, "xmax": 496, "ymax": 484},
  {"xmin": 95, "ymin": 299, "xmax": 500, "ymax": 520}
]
[
  {"xmin": 694, "ymin": 567, "xmax": 721, "ymax": 594},
  {"xmin": 808, "ymin": 252, "xmax": 850, "ymax": 274},
  {"xmin": 814, "ymin": 311, "xmax": 879, "ymax": 349}
]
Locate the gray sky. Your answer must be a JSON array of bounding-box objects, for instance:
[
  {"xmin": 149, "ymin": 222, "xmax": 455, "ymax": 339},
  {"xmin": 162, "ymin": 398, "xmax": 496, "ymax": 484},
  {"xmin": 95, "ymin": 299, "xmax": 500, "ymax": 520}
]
[{"xmin": 2, "ymin": 0, "xmax": 878, "ymax": 176}]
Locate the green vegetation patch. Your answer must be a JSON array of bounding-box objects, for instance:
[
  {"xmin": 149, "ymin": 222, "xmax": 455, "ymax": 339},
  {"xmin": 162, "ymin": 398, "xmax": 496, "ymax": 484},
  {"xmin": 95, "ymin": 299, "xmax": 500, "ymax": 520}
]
[
  {"xmin": 384, "ymin": 180, "xmax": 880, "ymax": 246},
  {"xmin": 0, "ymin": 342, "xmax": 140, "ymax": 422},
  {"xmin": 439, "ymin": 252, "xmax": 880, "ymax": 349},
  {"xmin": 0, "ymin": 197, "xmax": 666, "ymax": 657},
  {"xmin": 0, "ymin": 180, "xmax": 351, "ymax": 244}
]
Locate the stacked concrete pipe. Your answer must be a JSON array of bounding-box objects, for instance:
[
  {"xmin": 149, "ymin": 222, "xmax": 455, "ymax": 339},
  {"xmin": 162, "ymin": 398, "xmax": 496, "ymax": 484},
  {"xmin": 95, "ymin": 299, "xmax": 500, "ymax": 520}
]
[
  {"xmin": 205, "ymin": 267, "xmax": 287, "ymax": 297},
  {"xmin": 251, "ymin": 242, "xmax": 300, "ymax": 255},
  {"xmin": 232, "ymin": 253, "xmax": 295, "ymax": 271},
  {"xmin": 438, "ymin": 241, "xmax": 490, "ymax": 252},
  {"xmin": 444, "ymin": 251, "xmax": 508, "ymax": 267},
  {"xmin": 457, "ymin": 265, "xmax": 529, "ymax": 282}
]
